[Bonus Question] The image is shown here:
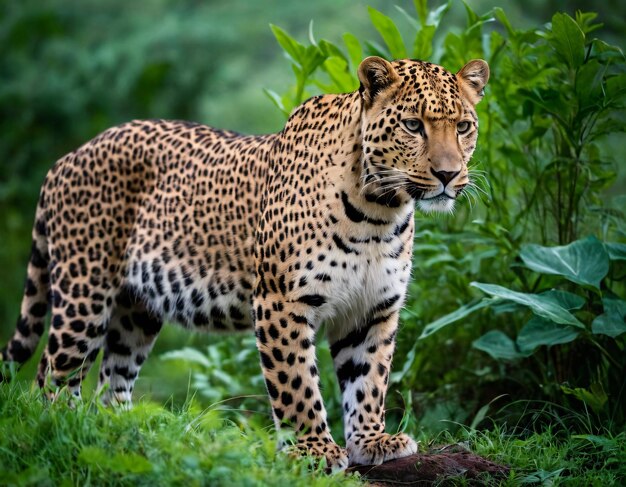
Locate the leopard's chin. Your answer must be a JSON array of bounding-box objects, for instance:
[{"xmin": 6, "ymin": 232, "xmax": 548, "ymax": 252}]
[{"xmin": 417, "ymin": 194, "xmax": 456, "ymax": 213}]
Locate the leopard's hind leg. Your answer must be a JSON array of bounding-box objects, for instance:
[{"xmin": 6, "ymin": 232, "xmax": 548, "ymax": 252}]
[
  {"xmin": 0, "ymin": 206, "xmax": 50, "ymax": 371},
  {"xmin": 36, "ymin": 266, "xmax": 113, "ymax": 399},
  {"xmin": 98, "ymin": 287, "xmax": 162, "ymax": 406}
]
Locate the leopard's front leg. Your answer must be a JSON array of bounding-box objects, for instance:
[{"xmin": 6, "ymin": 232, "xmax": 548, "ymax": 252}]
[
  {"xmin": 329, "ymin": 309, "xmax": 417, "ymax": 466},
  {"xmin": 253, "ymin": 293, "xmax": 348, "ymax": 471}
]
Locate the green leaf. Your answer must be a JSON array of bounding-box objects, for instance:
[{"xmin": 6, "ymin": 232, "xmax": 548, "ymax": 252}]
[
  {"xmin": 519, "ymin": 236, "xmax": 609, "ymax": 289},
  {"xmin": 493, "ymin": 7, "xmax": 514, "ymax": 35},
  {"xmin": 322, "ymin": 56, "xmax": 358, "ymax": 92},
  {"xmin": 412, "ymin": 25, "xmax": 435, "ymax": 60},
  {"xmin": 606, "ymin": 74, "xmax": 626, "ymax": 100},
  {"xmin": 576, "ymin": 59, "xmax": 604, "ymax": 109},
  {"xmin": 603, "ymin": 296, "xmax": 626, "ymax": 316},
  {"xmin": 413, "ymin": 0, "xmax": 427, "ymax": 26},
  {"xmin": 539, "ymin": 290, "xmax": 586, "ymax": 310},
  {"xmin": 561, "ymin": 383, "xmax": 607, "ymax": 413},
  {"xmin": 308, "ymin": 19, "xmax": 317, "ymax": 46},
  {"xmin": 161, "ymin": 347, "xmax": 212, "ymax": 367},
  {"xmin": 79, "ymin": 446, "xmax": 111, "ymax": 468},
  {"xmin": 111, "ymin": 452, "xmax": 153, "ymax": 474},
  {"xmin": 263, "ymin": 88, "xmax": 288, "ymax": 116},
  {"xmin": 550, "ymin": 12, "xmax": 585, "ymax": 69},
  {"xmin": 473, "ymin": 330, "xmax": 528, "ymax": 360},
  {"xmin": 343, "ymin": 32, "xmax": 363, "ymax": 70},
  {"xmin": 270, "ymin": 24, "xmax": 304, "ymax": 66},
  {"xmin": 593, "ymin": 312, "xmax": 626, "ymax": 338},
  {"xmin": 427, "ymin": 2, "xmax": 452, "ymax": 28},
  {"xmin": 462, "ymin": 0, "xmax": 479, "ymax": 27},
  {"xmin": 471, "ymin": 282, "xmax": 585, "ymax": 328},
  {"xmin": 368, "ymin": 7, "xmax": 407, "ymax": 59},
  {"xmin": 419, "ymin": 299, "xmax": 492, "ymax": 339},
  {"xmin": 301, "ymin": 45, "xmax": 326, "ymax": 76},
  {"xmin": 592, "ymin": 297, "xmax": 626, "ymax": 337},
  {"xmin": 517, "ymin": 316, "xmax": 580, "ymax": 353},
  {"xmin": 318, "ymin": 40, "xmax": 348, "ymax": 63},
  {"xmin": 606, "ymin": 242, "xmax": 626, "ymax": 261}
]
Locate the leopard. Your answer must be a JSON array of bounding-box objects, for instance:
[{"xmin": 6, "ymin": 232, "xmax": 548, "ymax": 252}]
[{"xmin": 0, "ymin": 56, "xmax": 489, "ymax": 470}]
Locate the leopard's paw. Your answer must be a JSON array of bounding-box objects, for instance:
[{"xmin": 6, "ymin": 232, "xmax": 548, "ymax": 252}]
[
  {"xmin": 347, "ymin": 432, "xmax": 417, "ymax": 466},
  {"xmin": 288, "ymin": 434, "xmax": 349, "ymax": 472}
]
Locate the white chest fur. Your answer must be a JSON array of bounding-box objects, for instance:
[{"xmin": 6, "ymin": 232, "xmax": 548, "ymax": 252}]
[{"xmin": 294, "ymin": 204, "xmax": 414, "ymax": 333}]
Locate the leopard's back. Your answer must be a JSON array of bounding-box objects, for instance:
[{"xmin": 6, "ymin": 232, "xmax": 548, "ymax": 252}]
[{"xmin": 50, "ymin": 120, "xmax": 271, "ymax": 331}]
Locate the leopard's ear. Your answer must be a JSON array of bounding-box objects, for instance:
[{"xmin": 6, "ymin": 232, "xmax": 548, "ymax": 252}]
[
  {"xmin": 456, "ymin": 59, "xmax": 490, "ymax": 105},
  {"xmin": 358, "ymin": 56, "xmax": 399, "ymax": 107}
]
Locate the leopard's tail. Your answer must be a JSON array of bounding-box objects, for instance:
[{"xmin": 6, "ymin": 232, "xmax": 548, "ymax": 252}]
[{"xmin": 0, "ymin": 192, "xmax": 50, "ymax": 373}]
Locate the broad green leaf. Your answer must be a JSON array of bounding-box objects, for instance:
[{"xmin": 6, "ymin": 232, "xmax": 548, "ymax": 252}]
[
  {"xmin": 593, "ymin": 312, "xmax": 626, "ymax": 338},
  {"xmin": 343, "ymin": 32, "xmax": 363, "ymax": 70},
  {"xmin": 161, "ymin": 347, "xmax": 211, "ymax": 367},
  {"xmin": 364, "ymin": 40, "xmax": 391, "ymax": 59},
  {"xmin": 517, "ymin": 316, "xmax": 580, "ymax": 353},
  {"xmin": 318, "ymin": 40, "xmax": 348, "ymax": 63},
  {"xmin": 592, "ymin": 297, "xmax": 626, "ymax": 337},
  {"xmin": 471, "ymin": 282, "xmax": 585, "ymax": 328},
  {"xmin": 606, "ymin": 242, "xmax": 626, "ymax": 261},
  {"xmin": 603, "ymin": 296, "xmax": 626, "ymax": 316},
  {"xmin": 493, "ymin": 7, "xmax": 514, "ymax": 35},
  {"xmin": 550, "ymin": 12, "xmax": 585, "ymax": 69},
  {"xmin": 419, "ymin": 299, "xmax": 492, "ymax": 339},
  {"xmin": 576, "ymin": 60, "xmax": 604, "ymax": 109},
  {"xmin": 462, "ymin": 0, "xmax": 479, "ymax": 27},
  {"xmin": 270, "ymin": 24, "xmax": 304, "ymax": 66},
  {"xmin": 413, "ymin": 0, "xmax": 427, "ymax": 26},
  {"xmin": 606, "ymin": 74, "xmax": 626, "ymax": 100},
  {"xmin": 571, "ymin": 434, "xmax": 620, "ymax": 449},
  {"xmin": 412, "ymin": 25, "xmax": 435, "ymax": 60},
  {"xmin": 323, "ymin": 56, "xmax": 358, "ymax": 92},
  {"xmin": 301, "ymin": 45, "xmax": 326, "ymax": 76},
  {"xmin": 473, "ymin": 330, "xmax": 528, "ymax": 360},
  {"xmin": 539, "ymin": 290, "xmax": 586, "ymax": 310},
  {"xmin": 368, "ymin": 7, "xmax": 407, "ymax": 59},
  {"xmin": 520, "ymin": 236, "xmax": 609, "ymax": 289},
  {"xmin": 561, "ymin": 383, "xmax": 607, "ymax": 413}
]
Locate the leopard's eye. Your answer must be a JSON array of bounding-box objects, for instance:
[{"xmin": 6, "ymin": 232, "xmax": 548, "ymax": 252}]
[
  {"xmin": 457, "ymin": 121, "xmax": 471, "ymax": 134},
  {"xmin": 403, "ymin": 119, "xmax": 424, "ymax": 134}
]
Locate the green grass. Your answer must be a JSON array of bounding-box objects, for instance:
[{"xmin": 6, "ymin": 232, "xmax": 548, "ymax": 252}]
[
  {"xmin": 457, "ymin": 427, "xmax": 626, "ymax": 486},
  {"xmin": 2, "ymin": 381, "xmax": 625, "ymax": 486},
  {"xmin": 0, "ymin": 381, "xmax": 360, "ymax": 487}
]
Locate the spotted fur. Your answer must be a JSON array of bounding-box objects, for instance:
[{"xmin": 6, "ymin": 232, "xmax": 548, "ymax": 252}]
[{"xmin": 1, "ymin": 57, "xmax": 489, "ymax": 469}]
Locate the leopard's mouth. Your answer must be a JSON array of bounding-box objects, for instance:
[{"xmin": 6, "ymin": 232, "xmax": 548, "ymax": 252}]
[
  {"xmin": 405, "ymin": 182, "xmax": 457, "ymax": 202},
  {"xmin": 405, "ymin": 182, "xmax": 458, "ymax": 213},
  {"xmin": 421, "ymin": 192, "xmax": 454, "ymax": 202}
]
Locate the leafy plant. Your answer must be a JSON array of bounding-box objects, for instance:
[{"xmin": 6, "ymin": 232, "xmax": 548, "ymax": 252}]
[{"xmin": 423, "ymin": 235, "xmax": 626, "ymax": 426}]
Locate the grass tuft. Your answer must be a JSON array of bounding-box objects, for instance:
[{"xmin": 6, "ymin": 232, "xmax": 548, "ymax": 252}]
[{"xmin": 0, "ymin": 381, "xmax": 362, "ymax": 486}]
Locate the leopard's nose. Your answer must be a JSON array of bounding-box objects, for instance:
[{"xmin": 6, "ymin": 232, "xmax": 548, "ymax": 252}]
[{"xmin": 430, "ymin": 168, "xmax": 460, "ymax": 187}]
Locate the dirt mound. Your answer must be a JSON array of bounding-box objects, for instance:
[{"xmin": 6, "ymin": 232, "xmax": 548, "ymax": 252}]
[{"xmin": 347, "ymin": 444, "xmax": 510, "ymax": 485}]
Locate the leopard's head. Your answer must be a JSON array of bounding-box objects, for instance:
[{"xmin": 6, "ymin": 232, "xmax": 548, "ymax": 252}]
[{"xmin": 357, "ymin": 56, "xmax": 489, "ymax": 213}]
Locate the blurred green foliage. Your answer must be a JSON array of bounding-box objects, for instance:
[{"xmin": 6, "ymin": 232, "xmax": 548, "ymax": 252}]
[{"xmin": 1, "ymin": 0, "xmax": 625, "ymax": 450}]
